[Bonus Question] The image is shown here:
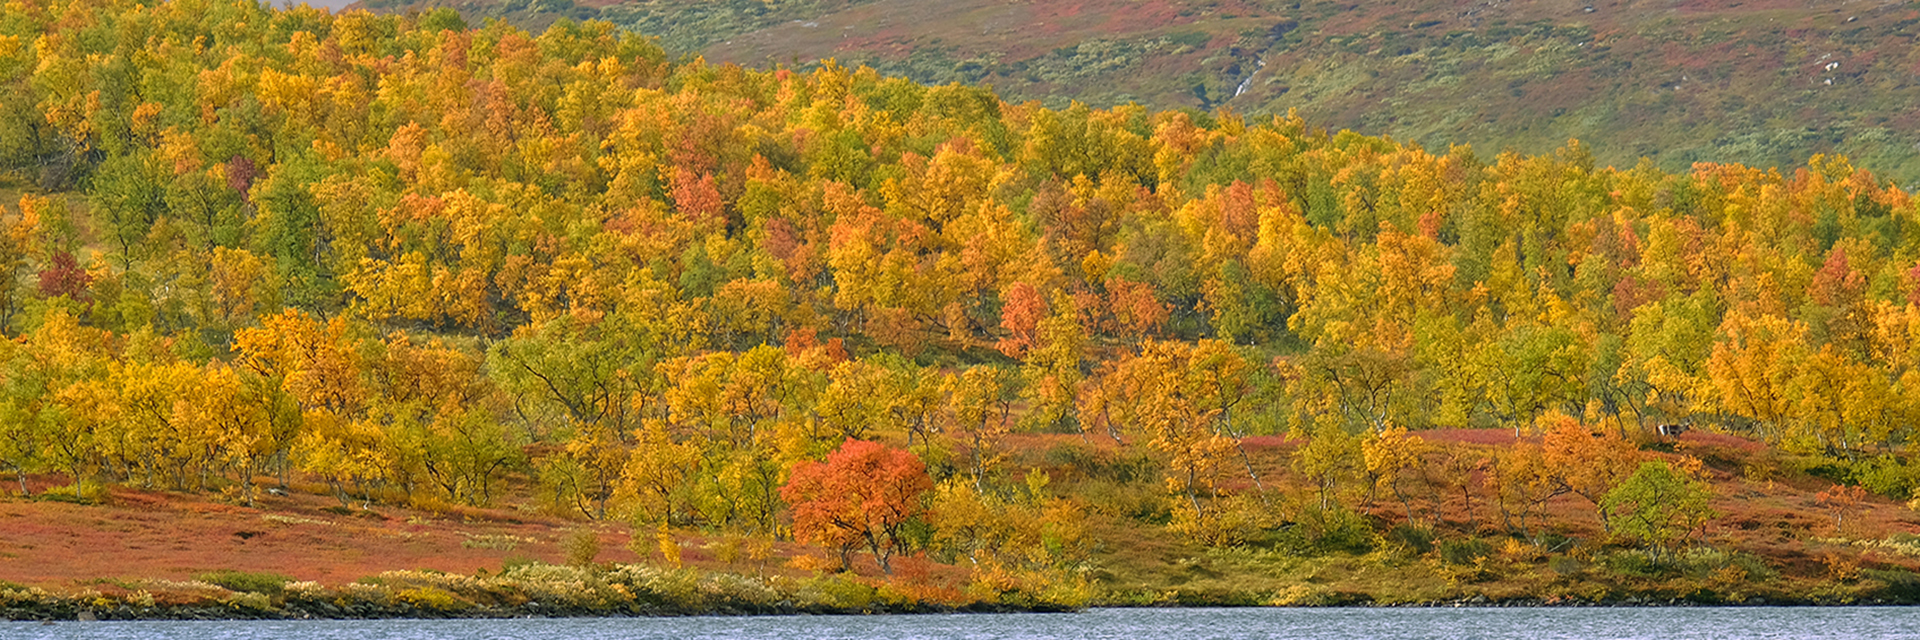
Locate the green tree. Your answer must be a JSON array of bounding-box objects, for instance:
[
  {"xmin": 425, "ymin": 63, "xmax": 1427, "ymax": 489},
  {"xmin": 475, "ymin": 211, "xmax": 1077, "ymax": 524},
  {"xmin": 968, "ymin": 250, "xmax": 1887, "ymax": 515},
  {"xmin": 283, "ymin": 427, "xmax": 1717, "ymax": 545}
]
[{"xmin": 1602, "ymin": 460, "xmax": 1716, "ymax": 559}]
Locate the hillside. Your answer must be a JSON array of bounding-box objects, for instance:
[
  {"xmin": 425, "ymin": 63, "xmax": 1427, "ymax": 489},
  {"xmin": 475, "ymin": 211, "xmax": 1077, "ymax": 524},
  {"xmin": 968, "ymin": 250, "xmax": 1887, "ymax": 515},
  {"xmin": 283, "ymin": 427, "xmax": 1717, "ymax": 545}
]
[
  {"xmin": 6, "ymin": 428, "xmax": 1920, "ymax": 614},
  {"xmin": 363, "ymin": 0, "xmax": 1920, "ymax": 186},
  {"xmin": 7, "ymin": 0, "xmax": 1920, "ymax": 618}
]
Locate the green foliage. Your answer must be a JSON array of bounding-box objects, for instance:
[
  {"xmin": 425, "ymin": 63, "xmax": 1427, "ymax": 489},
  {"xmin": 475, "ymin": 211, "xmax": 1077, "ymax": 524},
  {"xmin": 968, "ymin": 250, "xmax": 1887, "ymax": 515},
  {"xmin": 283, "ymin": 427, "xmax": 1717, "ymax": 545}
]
[
  {"xmin": 1437, "ymin": 538, "xmax": 1492, "ymax": 565},
  {"xmin": 1274, "ymin": 505, "xmax": 1375, "ymax": 556},
  {"xmin": 38, "ymin": 483, "xmax": 107, "ymax": 505},
  {"xmin": 1603, "ymin": 462, "xmax": 1717, "ymax": 555},
  {"xmin": 1850, "ymin": 455, "xmax": 1920, "ymax": 500},
  {"xmin": 1862, "ymin": 568, "xmax": 1920, "ymax": 601},
  {"xmin": 803, "ymin": 573, "xmax": 881, "ymax": 609},
  {"xmin": 1546, "ymin": 554, "xmax": 1583, "ymax": 576},
  {"xmin": 394, "ymin": 586, "xmax": 468, "ymax": 611},
  {"xmin": 564, "ymin": 529, "xmax": 602, "ymax": 567},
  {"xmin": 1595, "ymin": 546, "xmax": 1773, "ymax": 582},
  {"xmin": 1597, "ymin": 548, "xmax": 1664, "ymax": 578},
  {"xmin": 196, "ymin": 570, "xmax": 293, "ymax": 596},
  {"xmin": 1387, "ymin": 524, "xmax": 1435, "ymax": 555}
]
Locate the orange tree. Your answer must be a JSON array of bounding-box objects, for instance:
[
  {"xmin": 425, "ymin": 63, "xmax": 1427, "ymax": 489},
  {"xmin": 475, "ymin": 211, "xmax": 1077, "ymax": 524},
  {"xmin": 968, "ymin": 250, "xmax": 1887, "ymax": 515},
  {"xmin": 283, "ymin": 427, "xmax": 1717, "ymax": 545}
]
[{"xmin": 780, "ymin": 439, "xmax": 933, "ymax": 574}]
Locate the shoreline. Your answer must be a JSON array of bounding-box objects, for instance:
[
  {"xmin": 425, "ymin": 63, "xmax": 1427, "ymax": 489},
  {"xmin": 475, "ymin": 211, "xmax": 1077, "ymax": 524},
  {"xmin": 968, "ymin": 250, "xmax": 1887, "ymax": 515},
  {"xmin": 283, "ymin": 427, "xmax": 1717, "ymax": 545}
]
[
  {"xmin": 3, "ymin": 600, "xmax": 1066, "ymax": 622},
  {"xmin": 5, "ymin": 594, "xmax": 1914, "ymax": 622}
]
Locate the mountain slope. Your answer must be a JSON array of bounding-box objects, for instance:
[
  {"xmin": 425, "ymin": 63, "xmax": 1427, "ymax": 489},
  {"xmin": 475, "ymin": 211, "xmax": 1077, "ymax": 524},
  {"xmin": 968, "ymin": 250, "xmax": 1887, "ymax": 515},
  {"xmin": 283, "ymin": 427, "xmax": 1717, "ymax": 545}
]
[{"xmin": 369, "ymin": 0, "xmax": 1920, "ymax": 184}]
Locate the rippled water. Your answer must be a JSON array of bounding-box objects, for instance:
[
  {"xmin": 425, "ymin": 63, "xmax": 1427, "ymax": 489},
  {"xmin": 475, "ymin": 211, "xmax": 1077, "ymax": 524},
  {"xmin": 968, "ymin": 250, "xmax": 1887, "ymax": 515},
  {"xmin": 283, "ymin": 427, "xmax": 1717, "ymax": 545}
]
[{"xmin": 2, "ymin": 607, "xmax": 1915, "ymax": 640}]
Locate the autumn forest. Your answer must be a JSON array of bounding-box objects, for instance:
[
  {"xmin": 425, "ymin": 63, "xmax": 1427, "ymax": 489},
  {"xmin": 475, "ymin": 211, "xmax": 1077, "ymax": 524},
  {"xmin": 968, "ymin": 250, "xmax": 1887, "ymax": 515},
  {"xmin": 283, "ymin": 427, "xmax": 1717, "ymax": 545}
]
[{"xmin": 2, "ymin": 0, "xmax": 1920, "ymax": 612}]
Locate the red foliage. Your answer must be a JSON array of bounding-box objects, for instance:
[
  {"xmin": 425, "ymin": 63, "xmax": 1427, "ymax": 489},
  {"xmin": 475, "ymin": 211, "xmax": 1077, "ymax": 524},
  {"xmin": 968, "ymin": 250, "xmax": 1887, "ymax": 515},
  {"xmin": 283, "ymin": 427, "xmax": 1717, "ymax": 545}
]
[
  {"xmin": 1612, "ymin": 274, "xmax": 1664, "ymax": 318},
  {"xmin": 1810, "ymin": 246, "xmax": 1865, "ymax": 306},
  {"xmin": 1219, "ymin": 180, "xmax": 1257, "ymax": 243},
  {"xmin": 764, "ymin": 217, "xmax": 819, "ymax": 283},
  {"xmin": 670, "ymin": 167, "xmax": 725, "ymax": 227},
  {"xmin": 36, "ymin": 251, "xmax": 91, "ymax": 301},
  {"xmin": 1815, "ymin": 484, "xmax": 1870, "ymax": 532},
  {"xmin": 782, "ymin": 326, "xmax": 820, "ymax": 358},
  {"xmin": 996, "ymin": 282, "xmax": 1045, "ymax": 357},
  {"xmin": 780, "ymin": 439, "xmax": 932, "ymax": 574},
  {"xmin": 1417, "ymin": 210, "xmax": 1444, "ymax": 239},
  {"xmin": 225, "ymin": 155, "xmax": 257, "ymax": 201},
  {"xmin": 1070, "ymin": 289, "xmax": 1104, "ymax": 334},
  {"xmin": 1106, "ymin": 277, "xmax": 1167, "ymax": 339},
  {"xmin": 764, "ymin": 217, "xmax": 801, "ymax": 262},
  {"xmin": 781, "ymin": 327, "xmax": 849, "ymax": 365}
]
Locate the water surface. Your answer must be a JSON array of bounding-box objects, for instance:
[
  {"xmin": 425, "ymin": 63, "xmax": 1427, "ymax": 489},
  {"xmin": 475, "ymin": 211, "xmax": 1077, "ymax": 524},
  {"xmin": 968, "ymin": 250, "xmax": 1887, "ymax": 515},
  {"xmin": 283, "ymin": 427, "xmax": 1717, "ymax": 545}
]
[{"xmin": 3, "ymin": 607, "xmax": 1912, "ymax": 640}]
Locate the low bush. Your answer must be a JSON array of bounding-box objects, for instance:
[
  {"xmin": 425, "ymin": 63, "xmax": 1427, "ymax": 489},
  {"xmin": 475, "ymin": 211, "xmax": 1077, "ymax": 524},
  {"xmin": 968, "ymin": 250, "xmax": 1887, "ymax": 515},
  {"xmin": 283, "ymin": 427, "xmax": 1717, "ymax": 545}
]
[
  {"xmin": 394, "ymin": 586, "xmax": 469, "ymax": 611},
  {"xmin": 1599, "ymin": 546, "xmax": 1778, "ymax": 583},
  {"xmin": 565, "ymin": 529, "xmax": 601, "ymax": 567},
  {"xmin": 1547, "ymin": 555, "xmax": 1583, "ymax": 576},
  {"xmin": 1389, "ymin": 525, "xmax": 1435, "ymax": 555},
  {"xmin": 38, "ymin": 483, "xmax": 107, "ymax": 505},
  {"xmin": 1862, "ymin": 568, "xmax": 1920, "ymax": 600},
  {"xmin": 1292, "ymin": 506, "xmax": 1376, "ymax": 555},
  {"xmin": 196, "ymin": 570, "xmax": 293, "ymax": 596},
  {"xmin": 1437, "ymin": 538, "xmax": 1492, "ymax": 565},
  {"xmin": 1598, "ymin": 548, "xmax": 1665, "ymax": 577},
  {"xmin": 803, "ymin": 573, "xmax": 880, "ymax": 610},
  {"xmin": 1851, "ymin": 455, "xmax": 1920, "ymax": 500},
  {"xmin": 223, "ymin": 591, "xmax": 274, "ymax": 611},
  {"xmin": 0, "ymin": 560, "xmax": 1082, "ymax": 617}
]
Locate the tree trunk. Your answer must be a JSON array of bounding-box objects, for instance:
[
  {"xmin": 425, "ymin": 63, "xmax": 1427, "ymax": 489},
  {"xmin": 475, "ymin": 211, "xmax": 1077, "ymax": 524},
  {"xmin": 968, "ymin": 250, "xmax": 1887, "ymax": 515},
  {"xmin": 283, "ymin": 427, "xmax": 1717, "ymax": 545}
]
[
  {"xmin": 1233, "ymin": 440, "xmax": 1268, "ymax": 500},
  {"xmin": 6, "ymin": 462, "xmax": 26, "ymax": 497}
]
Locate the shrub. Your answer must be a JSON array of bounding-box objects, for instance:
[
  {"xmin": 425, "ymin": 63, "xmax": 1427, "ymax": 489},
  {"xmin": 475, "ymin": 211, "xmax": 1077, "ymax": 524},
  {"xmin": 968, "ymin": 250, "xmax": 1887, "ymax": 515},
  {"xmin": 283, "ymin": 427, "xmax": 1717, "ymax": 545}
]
[
  {"xmin": 1863, "ymin": 568, "xmax": 1920, "ymax": 600},
  {"xmin": 0, "ymin": 586, "xmax": 52, "ymax": 607},
  {"xmin": 196, "ymin": 570, "xmax": 293, "ymax": 596},
  {"xmin": 126, "ymin": 590, "xmax": 155, "ymax": 607},
  {"xmin": 1598, "ymin": 549, "xmax": 1665, "ymax": 577},
  {"xmin": 282, "ymin": 581, "xmax": 330, "ymax": 601},
  {"xmin": 223, "ymin": 591, "xmax": 273, "ymax": 611},
  {"xmin": 1043, "ymin": 443, "xmax": 1100, "ymax": 477},
  {"xmin": 1175, "ymin": 494, "xmax": 1272, "ymax": 547},
  {"xmin": 1671, "ymin": 547, "xmax": 1733, "ymax": 579},
  {"xmin": 610, "ymin": 565, "xmax": 702, "ymax": 607},
  {"xmin": 1296, "ymin": 506, "xmax": 1376, "ymax": 554},
  {"xmin": 1079, "ymin": 480, "xmax": 1171, "ymax": 524},
  {"xmin": 565, "ymin": 529, "xmax": 601, "ymax": 567},
  {"xmin": 1438, "ymin": 538, "xmax": 1492, "ymax": 565},
  {"xmin": 395, "ymin": 587, "xmax": 469, "ymax": 611},
  {"xmin": 132, "ymin": 579, "xmax": 231, "ymax": 605},
  {"xmin": 338, "ymin": 582, "xmax": 394, "ymax": 606},
  {"xmin": 1389, "ymin": 525, "xmax": 1435, "ymax": 555},
  {"xmin": 696, "ymin": 571, "xmax": 783, "ymax": 607},
  {"xmin": 803, "ymin": 573, "xmax": 880, "ymax": 610},
  {"xmin": 495, "ymin": 563, "xmax": 621, "ymax": 608},
  {"xmin": 39, "ymin": 483, "xmax": 106, "ymax": 505},
  {"xmin": 1852, "ymin": 455, "xmax": 1919, "ymax": 500},
  {"xmin": 1268, "ymin": 583, "xmax": 1332, "ymax": 606},
  {"xmin": 1603, "ymin": 461, "xmax": 1716, "ymax": 554}
]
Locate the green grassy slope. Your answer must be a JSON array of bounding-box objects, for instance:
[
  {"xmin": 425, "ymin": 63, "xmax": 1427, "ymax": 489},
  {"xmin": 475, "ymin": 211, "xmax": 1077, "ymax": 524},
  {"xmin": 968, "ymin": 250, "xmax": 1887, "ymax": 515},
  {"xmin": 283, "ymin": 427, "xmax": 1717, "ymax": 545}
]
[{"xmin": 361, "ymin": 0, "xmax": 1920, "ymax": 185}]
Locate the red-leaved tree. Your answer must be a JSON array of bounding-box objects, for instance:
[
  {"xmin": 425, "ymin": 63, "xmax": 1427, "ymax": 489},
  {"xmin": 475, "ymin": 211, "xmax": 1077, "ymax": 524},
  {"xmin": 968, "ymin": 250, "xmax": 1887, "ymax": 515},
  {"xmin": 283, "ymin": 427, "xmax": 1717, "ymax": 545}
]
[
  {"xmin": 36, "ymin": 251, "xmax": 91, "ymax": 301},
  {"xmin": 781, "ymin": 439, "xmax": 933, "ymax": 574}
]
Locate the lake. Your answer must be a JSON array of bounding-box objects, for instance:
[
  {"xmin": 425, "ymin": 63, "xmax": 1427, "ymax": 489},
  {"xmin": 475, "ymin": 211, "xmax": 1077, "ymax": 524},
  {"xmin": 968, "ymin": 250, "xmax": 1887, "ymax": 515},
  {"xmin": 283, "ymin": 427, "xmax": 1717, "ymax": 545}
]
[{"xmin": 1, "ymin": 607, "xmax": 1912, "ymax": 640}]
